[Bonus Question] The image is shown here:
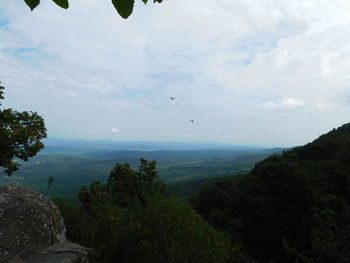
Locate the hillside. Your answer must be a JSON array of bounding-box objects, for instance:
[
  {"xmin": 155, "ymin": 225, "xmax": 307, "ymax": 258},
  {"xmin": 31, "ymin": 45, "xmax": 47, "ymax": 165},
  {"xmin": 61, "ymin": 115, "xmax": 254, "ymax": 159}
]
[
  {"xmin": 0, "ymin": 145, "xmax": 282, "ymax": 197},
  {"xmin": 194, "ymin": 123, "xmax": 350, "ymax": 263}
]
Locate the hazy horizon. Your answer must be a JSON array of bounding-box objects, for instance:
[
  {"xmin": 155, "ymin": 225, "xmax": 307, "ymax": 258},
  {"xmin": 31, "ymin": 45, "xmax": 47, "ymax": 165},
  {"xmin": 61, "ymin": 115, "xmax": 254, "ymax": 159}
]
[{"xmin": 41, "ymin": 137, "xmax": 287, "ymax": 152}]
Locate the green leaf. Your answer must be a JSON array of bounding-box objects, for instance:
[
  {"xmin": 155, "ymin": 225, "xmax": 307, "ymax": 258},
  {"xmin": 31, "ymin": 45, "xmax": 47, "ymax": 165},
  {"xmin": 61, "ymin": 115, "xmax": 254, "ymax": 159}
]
[
  {"xmin": 24, "ymin": 0, "xmax": 40, "ymax": 11},
  {"xmin": 142, "ymin": 0, "xmax": 148, "ymax": 4},
  {"xmin": 111, "ymin": 0, "xmax": 135, "ymax": 19},
  {"xmin": 52, "ymin": 0, "xmax": 69, "ymax": 9},
  {"xmin": 154, "ymin": 0, "xmax": 163, "ymax": 3}
]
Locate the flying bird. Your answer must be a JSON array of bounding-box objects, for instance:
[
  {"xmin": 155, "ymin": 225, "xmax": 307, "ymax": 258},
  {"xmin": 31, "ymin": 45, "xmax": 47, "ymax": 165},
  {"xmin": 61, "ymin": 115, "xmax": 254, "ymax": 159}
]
[
  {"xmin": 170, "ymin": 96, "xmax": 175, "ymax": 100},
  {"xmin": 189, "ymin": 120, "xmax": 194, "ymax": 123}
]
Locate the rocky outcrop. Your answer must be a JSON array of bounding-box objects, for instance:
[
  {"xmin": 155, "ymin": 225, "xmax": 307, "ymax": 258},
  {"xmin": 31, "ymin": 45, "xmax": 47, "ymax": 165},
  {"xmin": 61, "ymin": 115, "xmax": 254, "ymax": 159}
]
[
  {"xmin": 0, "ymin": 185, "xmax": 89, "ymax": 263},
  {"xmin": 9, "ymin": 241, "xmax": 89, "ymax": 263}
]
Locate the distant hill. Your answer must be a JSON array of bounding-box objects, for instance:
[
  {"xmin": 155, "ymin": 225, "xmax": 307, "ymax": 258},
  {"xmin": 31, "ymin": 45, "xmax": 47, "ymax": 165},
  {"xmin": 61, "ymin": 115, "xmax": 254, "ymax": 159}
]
[
  {"xmin": 194, "ymin": 123, "xmax": 350, "ymax": 263},
  {"xmin": 42, "ymin": 137, "xmax": 267, "ymax": 153},
  {"xmin": 0, "ymin": 142, "xmax": 283, "ymax": 197}
]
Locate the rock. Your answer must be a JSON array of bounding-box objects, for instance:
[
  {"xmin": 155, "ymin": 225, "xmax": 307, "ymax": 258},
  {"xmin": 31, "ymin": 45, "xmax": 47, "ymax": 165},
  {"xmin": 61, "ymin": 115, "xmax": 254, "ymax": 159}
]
[
  {"xmin": 9, "ymin": 241, "xmax": 89, "ymax": 263},
  {"xmin": 0, "ymin": 185, "xmax": 89, "ymax": 263}
]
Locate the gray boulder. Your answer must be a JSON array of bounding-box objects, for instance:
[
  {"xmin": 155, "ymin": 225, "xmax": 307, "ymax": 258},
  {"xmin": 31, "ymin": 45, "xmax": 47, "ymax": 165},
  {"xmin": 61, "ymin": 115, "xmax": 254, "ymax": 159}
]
[
  {"xmin": 0, "ymin": 185, "xmax": 89, "ymax": 263},
  {"xmin": 9, "ymin": 241, "xmax": 89, "ymax": 263}
]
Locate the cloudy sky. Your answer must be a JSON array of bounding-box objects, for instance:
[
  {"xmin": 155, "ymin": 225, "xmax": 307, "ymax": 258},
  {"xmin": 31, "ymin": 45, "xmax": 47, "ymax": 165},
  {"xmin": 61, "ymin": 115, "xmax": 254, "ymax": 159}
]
[{"xmin": 1, "ymin": 0, "xmax": 350, "ymax": 147}]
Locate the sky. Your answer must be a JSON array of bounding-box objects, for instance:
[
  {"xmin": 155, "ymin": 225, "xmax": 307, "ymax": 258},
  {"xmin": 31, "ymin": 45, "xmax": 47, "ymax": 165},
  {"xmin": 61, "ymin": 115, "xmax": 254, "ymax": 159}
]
[{"xmin": 1, "ymin": 0, "xmax": 350, "ymax": 147}]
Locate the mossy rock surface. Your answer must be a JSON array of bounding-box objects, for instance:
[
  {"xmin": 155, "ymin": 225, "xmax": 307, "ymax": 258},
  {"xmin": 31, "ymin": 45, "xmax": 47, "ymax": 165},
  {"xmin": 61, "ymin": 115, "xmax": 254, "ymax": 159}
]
[{"xmin": 0, "ymin": 184, "xmax": 66, "ymax": 261}]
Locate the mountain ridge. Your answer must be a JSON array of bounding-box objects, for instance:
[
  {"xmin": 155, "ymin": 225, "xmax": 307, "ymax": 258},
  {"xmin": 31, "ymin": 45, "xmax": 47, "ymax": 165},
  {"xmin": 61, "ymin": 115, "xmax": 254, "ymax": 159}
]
[{"xmin": 194, "ymin": 122, "xmax": 350, "ymax": 263}]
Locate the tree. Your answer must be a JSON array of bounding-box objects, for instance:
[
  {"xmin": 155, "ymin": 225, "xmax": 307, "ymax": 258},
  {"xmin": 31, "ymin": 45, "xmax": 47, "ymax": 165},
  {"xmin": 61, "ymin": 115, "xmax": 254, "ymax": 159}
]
[
  {"xmin": 0, "ymin": 83, "xmax": 47, "ymax": 175},
  {"xmin": 23, "ymin": 0, "xmax": 164, "ymax": 19},
  {"xmin": 193, "ymin": 123, "xmax": 350, "ymax": 263},
  {"xmin": 57, "ymin": 159, "xmax": 242, "ymax": 263},
  {"xmin": 46, "ymin": 175, "xmax": 55, "ymax": 195},
  {"xmin": 107, "ymin": 159, "xmax": 166, "ymax": 207},
  {"xmin": 78, "ymin": 159, "xmax": 166, "ymax": 211}
]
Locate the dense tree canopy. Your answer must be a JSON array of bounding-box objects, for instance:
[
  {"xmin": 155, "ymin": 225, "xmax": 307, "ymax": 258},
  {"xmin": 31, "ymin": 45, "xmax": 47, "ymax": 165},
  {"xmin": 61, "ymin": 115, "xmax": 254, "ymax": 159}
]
[
  {"xmin": 23, "ymin": 0, "xmax": 164, "ymax": 19},
  {"xmin": 0, "ymin": 83, "xmax": 47, "ymax": 175},
  {"xmin": 193, "ymin": 123, "xmax": 350, "ymax": 263},
  {"xmin": 56, "ymin": 159, "xmax": 251, "ymax": 263}
]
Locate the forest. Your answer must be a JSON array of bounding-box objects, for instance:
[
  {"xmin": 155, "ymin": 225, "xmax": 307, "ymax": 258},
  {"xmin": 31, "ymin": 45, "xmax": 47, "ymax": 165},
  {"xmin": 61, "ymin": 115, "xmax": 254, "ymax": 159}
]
[
  {"xmin": 0, "ymin": 142, "xmax": 281, "ymax": 197},
  {"xmin": 2, "ymin": 76, "xmax": 350, "ymax": 262},
  {"xmin": 2, "ymin": 2, "xmax": 350, "ymax": 262},
  {"xmin": 52, "ymin": 123, "xmax": 350, "ymax": 263}
]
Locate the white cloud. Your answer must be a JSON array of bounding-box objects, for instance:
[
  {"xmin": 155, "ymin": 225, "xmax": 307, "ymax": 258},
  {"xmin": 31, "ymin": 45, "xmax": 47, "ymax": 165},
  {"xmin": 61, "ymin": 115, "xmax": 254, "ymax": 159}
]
[
  {"xmin": 111, "ymin": 128, "xmax": 119, "ymax": 134},
  {"xmin": 262, "ymin": 98, "xmax": 305, "ymax": 110},
  {"xmin": 1, "ymin": 0, "xmax": 350, "ymax": 145}
]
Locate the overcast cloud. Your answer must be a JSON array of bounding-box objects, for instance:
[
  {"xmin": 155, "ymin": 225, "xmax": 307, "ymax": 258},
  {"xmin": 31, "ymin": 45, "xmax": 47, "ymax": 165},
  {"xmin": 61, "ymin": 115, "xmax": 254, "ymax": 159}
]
[{"xmin": 1, "ymin": 0, "xmax": 350, "ymax": 146}]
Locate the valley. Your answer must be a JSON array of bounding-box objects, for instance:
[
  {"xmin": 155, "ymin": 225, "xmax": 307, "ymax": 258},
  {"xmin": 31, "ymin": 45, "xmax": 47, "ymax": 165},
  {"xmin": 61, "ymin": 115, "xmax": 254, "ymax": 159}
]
[{"xmin": 0, "ymin": 139, "xmax": 283, "ymax": 197}]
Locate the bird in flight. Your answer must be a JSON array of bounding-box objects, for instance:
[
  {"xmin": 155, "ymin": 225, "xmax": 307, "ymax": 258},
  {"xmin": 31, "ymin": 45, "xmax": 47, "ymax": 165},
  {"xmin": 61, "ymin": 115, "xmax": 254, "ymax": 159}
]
[
  {"xmin": 170, "ymin": 96, "xmax": 175, "ymax": 100},
  {"xmin": 189, "ymin": 120, "xmax": 194, "ymax": 123}
]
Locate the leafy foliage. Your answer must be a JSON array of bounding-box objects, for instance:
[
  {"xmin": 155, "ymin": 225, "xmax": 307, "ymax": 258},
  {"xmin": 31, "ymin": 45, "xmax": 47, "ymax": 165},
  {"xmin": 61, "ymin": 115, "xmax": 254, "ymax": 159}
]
[
  {"xmin": 56, "ymin": 159, "xmax": 247, "ymax": 263},
  {"xmin": 52, "ymin": 0, "xmax": 69, "ymax": 9},
  {"xmin": 46, "ymin": 175, "xmax": 55, "ymax": 195},
  {"xmin": 111, "ymin": 0, "xmax": 135, "ymax": 19},
  {"xmin": 0, "ymin": 83, "xmax": 47, "ymax": 175},
  {"xmin": 24, "ymin": 0, "xmax": 40, "ymax": 11},
  {"xmin": 193, "ymin": 123, "xmax": 350, "ymax": 263},
  {"xmin": 107, "ymin": 159, "xmax": 166, "ymax": 206},
  {"xmin": 23, "ymin": 0, "xmax": 164, "ymax": 19}
]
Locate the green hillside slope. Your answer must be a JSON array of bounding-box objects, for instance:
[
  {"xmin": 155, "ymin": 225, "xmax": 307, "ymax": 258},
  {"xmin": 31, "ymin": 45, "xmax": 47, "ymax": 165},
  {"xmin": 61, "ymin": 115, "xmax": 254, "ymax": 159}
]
[
  {"xmin": 0, "ymin": 148, "xmax": 282, "ymax": 197},
  {"xmin": 194, "ymin": 123, "xmax": 350, "ymax": 263}
]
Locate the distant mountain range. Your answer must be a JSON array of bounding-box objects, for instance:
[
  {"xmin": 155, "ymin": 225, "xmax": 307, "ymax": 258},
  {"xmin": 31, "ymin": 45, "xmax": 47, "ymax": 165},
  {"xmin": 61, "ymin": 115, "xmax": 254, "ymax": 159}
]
[
  {"xmin": 42, "ymin": 137, "xmax": 277, "ymax": 153},
  {"xmin": 0, "ymin": 138, "xmax": 285, "ymax": 197}
]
